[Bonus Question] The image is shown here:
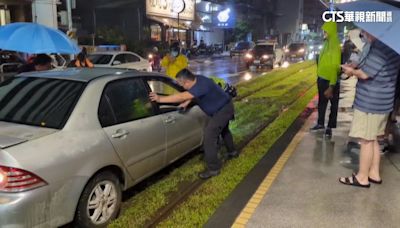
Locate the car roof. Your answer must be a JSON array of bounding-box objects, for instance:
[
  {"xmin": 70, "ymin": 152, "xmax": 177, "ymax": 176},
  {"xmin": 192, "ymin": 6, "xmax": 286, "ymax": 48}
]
[
  {"xmin": 89, "ymin": 51, "xmax": 140, "ymax": 55},
  {"xmin": 255, "ymin": 43, "xmax": 274, "ymax": 46},
  {"xmin": 17, "ymin": 68, "xmax": 160, "ymax": 82}
]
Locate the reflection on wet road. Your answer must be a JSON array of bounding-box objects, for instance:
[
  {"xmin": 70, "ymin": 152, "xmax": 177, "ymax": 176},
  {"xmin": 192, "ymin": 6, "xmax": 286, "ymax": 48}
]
[{"xmin": 188, "ymin": 56, "xmax": 271, "ymax": 85}]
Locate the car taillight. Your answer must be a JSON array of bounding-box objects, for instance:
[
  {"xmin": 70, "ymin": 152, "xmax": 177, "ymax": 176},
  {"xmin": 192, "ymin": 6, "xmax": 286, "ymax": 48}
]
[{"xmin": 0, "ymin": 166, "xmax": 47, "ymax": 193}]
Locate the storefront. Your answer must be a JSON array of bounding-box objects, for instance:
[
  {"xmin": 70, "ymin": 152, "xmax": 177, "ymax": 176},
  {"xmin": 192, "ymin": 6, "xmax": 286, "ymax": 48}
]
[
  {"xmin": 194, "ymin": 1, "xmax": 225, "ymax": 46},
  {"xmin": 146, "ymin": 0, "xmax": 196, "ymax": 46}
]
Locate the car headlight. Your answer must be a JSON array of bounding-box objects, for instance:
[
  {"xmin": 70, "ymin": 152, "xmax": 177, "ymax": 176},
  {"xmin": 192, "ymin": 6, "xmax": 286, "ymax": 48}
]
[
  {"xmin": 309, "ymin": 45, "xmax": 314, "ymax": 50},
  {"xmin": 148, "ymin": 54, "xmax": 153, "ymax": 59},
  {"xmin": 245, "ymin": 53, "xmax": 253, "ymax": 59},
  {"xmin": 298, "ymin": 48, "xmax": 305, "ymax": 53},
  {"xmin": 262, "ymin": 55, "xmax": 269, "ymax": 59},
  {"xmin": 318, "ymin": 45, "xmax": 323, "ymax": 50},
  {"xmin": 284, "ymin": 49, "xmax": 289, "ymax": 53}
]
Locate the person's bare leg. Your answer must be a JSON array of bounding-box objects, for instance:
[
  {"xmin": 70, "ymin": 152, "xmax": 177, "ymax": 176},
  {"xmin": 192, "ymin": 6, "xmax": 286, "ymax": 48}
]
[
  {"xmin": 355, "ymin": 139, "xmax": 374, "ymax": 184},
  {"xmin": 368, "ymin": 139, "xmax": 382, "ymax": 181}
]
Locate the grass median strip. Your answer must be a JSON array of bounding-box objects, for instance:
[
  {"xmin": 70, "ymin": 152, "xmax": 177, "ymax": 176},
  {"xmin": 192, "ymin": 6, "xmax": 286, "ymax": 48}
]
[
  {"xmin": 110, "ymin": 61, "xmax": 317, "ymax": 228},
  {"xmin": 158, "ymin": 85, "xmax": 317, "ymax": 228}
]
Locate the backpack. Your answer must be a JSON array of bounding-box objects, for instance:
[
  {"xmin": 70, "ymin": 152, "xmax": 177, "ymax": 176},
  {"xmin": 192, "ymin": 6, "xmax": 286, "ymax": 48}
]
[
  {"xmin": 224, "ymin": 83, "xmax": 237, "ymax": 98},
  {"xmin": 210, "ymin": 76, "xmax": 237, "ymax": 98}
]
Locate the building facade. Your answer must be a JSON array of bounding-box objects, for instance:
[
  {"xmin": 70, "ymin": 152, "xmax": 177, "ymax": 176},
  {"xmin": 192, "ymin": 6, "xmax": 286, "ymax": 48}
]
[{"xmin": 0, "ymin": 0, "xmax": 57, "ymax": 28}]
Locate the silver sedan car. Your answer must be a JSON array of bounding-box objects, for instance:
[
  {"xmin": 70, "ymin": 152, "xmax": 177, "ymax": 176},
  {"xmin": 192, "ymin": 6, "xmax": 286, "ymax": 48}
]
[{"xmin": 0, "ymin": 68, "xmax": 206, "ymax": 227}]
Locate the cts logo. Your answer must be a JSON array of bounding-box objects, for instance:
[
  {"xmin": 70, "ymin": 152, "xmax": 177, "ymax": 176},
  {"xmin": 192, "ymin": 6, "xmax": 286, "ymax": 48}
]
[{"xmin": 322, "ymin": 11, "xmax": 345, "ymax": 22}]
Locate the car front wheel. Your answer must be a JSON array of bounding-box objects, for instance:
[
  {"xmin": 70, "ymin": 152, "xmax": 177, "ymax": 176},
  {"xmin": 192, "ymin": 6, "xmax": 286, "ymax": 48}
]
[{"xmin": 74, "ymin": 171, "xmax": 122, "ymax": 227}]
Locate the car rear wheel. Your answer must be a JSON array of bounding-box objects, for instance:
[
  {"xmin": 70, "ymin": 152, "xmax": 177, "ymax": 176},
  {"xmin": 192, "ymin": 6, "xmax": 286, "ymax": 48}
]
[{"xmin": 74, "ymin": 171, "xmax": 122, "ymax": 227}]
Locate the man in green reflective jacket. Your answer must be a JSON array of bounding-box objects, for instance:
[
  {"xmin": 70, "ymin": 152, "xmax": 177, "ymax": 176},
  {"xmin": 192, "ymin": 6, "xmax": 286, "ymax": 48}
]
[{"xmin": 310, "ymin": 21, "xmax": 341, "ymax": 137}]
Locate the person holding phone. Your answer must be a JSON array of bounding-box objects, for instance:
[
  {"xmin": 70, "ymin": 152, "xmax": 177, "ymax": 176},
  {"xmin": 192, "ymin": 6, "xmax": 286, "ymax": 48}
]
[{"xmin": 339, "ymin": 31, "xmax": 400, "ymax": 188}]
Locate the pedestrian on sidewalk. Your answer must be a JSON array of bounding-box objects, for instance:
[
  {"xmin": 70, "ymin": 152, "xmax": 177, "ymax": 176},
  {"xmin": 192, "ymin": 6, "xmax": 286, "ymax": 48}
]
[
  {"xmin": 161, "ymin": 42, "xmax": 188, "ymax": 79},
  {"xmin": 310, "ymin": 22, "xmax": 341, "ymax": 137},
  {"xmin": 339, "ymin": 31, "xmax": 400, "ymax": 188},
  {"xmin": 149, "ymin": 69, "xmax": 237, "ymax": 179}
]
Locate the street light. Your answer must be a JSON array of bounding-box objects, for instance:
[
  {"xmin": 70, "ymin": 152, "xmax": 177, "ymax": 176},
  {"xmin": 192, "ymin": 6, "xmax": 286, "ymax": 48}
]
[{"xmin": 172, "ymin": 0, "xmax": 186, "ymax": 41}]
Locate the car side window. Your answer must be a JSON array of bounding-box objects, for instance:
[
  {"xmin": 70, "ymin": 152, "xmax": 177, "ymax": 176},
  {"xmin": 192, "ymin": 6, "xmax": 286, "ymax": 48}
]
[
  {"xmin": 99, "ymin": 79, "xmax": 154, "ymax": 126},
  {"xmin": 146, "ymin": 78, "xmax": 184, "ymax": 113},
  {"xmin": 146, "ymin": 78, "xmax": 183, "ymax": 96},
  {"xmin": 114, "ymin": 54, "xmax": 126, "ymax": 64},
  {"xmin": 125, "ymin": 54, "xmax": 141, "ymax": 63}
]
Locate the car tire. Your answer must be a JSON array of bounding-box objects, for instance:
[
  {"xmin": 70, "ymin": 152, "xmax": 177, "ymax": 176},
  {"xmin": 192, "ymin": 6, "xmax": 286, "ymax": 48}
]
[{"xmin": 74, "ymin": 171, "xmax": 122, "ymax": 228}]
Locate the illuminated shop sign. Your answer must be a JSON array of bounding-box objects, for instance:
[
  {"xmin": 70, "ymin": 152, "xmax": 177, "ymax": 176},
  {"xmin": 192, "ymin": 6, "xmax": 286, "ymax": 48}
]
[
  {"xmin": 213, "ymin": 7, "xmax": 235, "ymax": 28},
  {"xmin": 146, "ymin": 0, "xmax": 195, "ymax": 21}
]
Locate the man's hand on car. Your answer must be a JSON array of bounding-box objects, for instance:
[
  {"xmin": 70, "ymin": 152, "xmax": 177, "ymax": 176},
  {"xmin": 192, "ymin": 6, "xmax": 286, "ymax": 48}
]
[{"xmin": 149, "ymin": 92, "xmax": 160, "ymax": 103}]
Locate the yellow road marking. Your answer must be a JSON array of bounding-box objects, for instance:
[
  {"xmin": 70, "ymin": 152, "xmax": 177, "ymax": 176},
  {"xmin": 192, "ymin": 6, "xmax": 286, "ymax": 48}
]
[{"xmin": 231, "ymin": 116, "xmax": 313, "ymax": 227}]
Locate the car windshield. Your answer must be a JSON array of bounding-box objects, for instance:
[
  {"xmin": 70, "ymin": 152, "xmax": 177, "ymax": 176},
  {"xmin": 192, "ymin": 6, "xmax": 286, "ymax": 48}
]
[
  {"xmin": 289, "ymin": 43, "xmax": 305, "ymax": 50},
  {"xmin": 254, "ymin": 45, "xmax": 274, "ymax": 54},
  {"xmin": 88, "ymin": 54, "xmax": 113, "ymax": 64},
  {"xmin": 235, "ymin": 42, "xmax": 251, "ymax": 50},
  {"xmin": 0, "ymin": 77, "xmax": 85, "ymax": 129}
]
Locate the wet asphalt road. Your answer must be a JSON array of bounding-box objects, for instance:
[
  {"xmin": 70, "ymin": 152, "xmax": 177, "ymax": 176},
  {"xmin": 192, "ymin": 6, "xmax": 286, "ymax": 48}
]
[{"xmin": 187, "ymin": 56, "xmax": 271, "ymax": 85}]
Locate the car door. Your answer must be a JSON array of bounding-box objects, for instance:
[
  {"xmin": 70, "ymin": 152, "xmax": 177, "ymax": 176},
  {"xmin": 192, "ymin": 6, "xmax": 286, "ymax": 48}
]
[
  {"xmin": 98, "ymin": 78, "xmax": 166, "ymax": 181},
  {"xmin": 111, "ymin": 54, "xmax": 126, "ymax": 67},
  {"xmin": 144, "ymin": 76, "xmax": 205, "ymax": 163},
  {"xmin": 123, "ymin": 53, "xmax": 150, "ymax": 72}
]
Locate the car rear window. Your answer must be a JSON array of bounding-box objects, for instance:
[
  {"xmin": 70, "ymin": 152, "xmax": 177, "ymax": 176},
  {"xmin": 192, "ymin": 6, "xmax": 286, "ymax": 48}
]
[
  {"xmin": 88, "ymin": 54, "xmax": 113, "ymax": 64},
  {"xmin": 289, "ymin": 43, "xmax": 305, "ymax": 50},
  {"xmin": 0, "ymin": 77, "xmax": 85, "ymax": 129},
  {"xmin": 254, "ymin": 45, "xmax": 274, "ymax": 54},
  {"xmin": 235, "ymin": 42, "xmax": 251, "ymax": 50}
]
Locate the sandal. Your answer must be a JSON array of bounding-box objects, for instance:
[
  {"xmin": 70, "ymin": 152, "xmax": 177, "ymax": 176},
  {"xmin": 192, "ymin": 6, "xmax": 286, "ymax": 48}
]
[
  {"xmin": 368, "ymin": 177, "xmax": 382, "ymax": 184},
  {"xmin": 339, "ymin": 174, "xmax": 370, "ymax": 188}
]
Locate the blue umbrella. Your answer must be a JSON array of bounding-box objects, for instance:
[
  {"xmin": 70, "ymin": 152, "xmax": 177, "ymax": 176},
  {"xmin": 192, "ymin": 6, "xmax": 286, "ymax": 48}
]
[
  {"xmin": 0, "ymin": 22, "xmax": 80, "ymax": 54},
  {"xmin": 337, "ymin": 0, "xmax": 400, "ymax": 54}
]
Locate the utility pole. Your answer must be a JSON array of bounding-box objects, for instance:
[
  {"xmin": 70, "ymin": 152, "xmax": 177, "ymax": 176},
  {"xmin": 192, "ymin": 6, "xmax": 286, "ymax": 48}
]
[{"xmin": 66, "ymin": 0, "xmax": 73, "ymax": 31}]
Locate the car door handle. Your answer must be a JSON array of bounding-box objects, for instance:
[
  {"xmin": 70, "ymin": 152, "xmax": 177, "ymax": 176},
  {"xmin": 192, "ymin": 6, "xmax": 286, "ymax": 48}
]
[
  {"xmin": 164, "ymin": 116, "xmax": 176, "ymax": 124},
  {"xmin": 111, "ymin": 130, "xmax": 129, "ymax": 138}
]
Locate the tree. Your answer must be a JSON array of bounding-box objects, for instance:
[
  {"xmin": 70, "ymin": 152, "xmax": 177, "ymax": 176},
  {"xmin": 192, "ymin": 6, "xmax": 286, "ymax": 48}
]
[{"xmin": 234, "ymin": 21, "xmax": 252, "ymax": 41}]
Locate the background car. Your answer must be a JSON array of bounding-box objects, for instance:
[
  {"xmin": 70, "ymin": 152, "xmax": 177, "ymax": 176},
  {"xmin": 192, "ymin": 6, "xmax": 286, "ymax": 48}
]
[
  {"xmin": 0, "ymin": 68, "xmax": 206, "ymax": 227},
  {"xmin": 244, "ymin": 43, "xmax": 276, "ymax": 69},
  {"xmin": 88, "ymin": 51, "xmax": 152, "ymax": 72},
  {"xmin": 230, "ymin": 41, "xmax": 255, "ymax": 58},
  {"xmin": 0, "ymin": 51, "xmax": 24, "ymax": 78},
  {"xmin": 284, "ymin": 42, "xmax": 307, "ymax": 61}
]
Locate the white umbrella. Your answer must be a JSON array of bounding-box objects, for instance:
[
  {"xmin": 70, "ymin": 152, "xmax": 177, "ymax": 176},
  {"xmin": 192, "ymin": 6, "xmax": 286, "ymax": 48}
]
[{"xmin": 348, "ymin": 29, "xmax": 365, "ymax": 51}]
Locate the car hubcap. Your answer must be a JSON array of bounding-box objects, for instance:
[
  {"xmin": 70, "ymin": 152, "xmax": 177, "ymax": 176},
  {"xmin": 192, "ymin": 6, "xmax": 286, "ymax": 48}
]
[{"xmin": 87, "ymin": 180, "xmax": 117, "ymax": 225}]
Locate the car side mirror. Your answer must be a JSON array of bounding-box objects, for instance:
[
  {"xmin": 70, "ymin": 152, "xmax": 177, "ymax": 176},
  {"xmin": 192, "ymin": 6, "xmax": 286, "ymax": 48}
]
[{"xmin": 112, "ymin": 60, "xmax": 122, "ymax": 66}]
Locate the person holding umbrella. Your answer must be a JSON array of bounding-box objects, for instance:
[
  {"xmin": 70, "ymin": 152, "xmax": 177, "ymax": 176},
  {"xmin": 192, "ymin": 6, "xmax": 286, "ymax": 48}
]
[
  {"xmin": 340, "ymin": 31, "xmax": 400, "ymax": 188},
  {"xmin": 18, "ymin": 54, "xmax": 52, "ymax": 73}
]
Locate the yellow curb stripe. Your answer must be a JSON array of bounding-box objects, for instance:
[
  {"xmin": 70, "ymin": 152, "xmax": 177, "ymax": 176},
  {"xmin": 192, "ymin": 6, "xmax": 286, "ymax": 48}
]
[{"xmin": 231, "ymin": 117, "xmax": 312, "ymax": 227}]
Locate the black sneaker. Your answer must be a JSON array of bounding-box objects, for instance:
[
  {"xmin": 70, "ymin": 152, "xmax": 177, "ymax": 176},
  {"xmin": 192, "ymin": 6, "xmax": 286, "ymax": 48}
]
[
  {"xmin": 226, "ymin": 151, "xmax": 239, "ymax": 160},
  {"xmin": 310, "ymin": 124, "xmax": 325, "ymax": 131},
  {"xmin": 325, "ymin": 128, "xmax": 332, "ymax": 137},
  {"xmin": 198, "ymin": 169, "xmax": 220, "ymax": 179}
]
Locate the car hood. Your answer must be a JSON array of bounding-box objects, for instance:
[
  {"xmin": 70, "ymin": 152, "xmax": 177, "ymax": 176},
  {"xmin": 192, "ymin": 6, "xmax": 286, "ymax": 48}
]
[{"xmin": 0, "ymin": 121, "xmax": 58, "ymax": 149}]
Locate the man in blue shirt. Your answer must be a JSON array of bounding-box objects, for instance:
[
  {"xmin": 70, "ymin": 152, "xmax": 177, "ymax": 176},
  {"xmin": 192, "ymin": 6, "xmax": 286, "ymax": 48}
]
[{"xmin": 149, "ymin": 69, "xmax": 237, "ymax": 179}]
